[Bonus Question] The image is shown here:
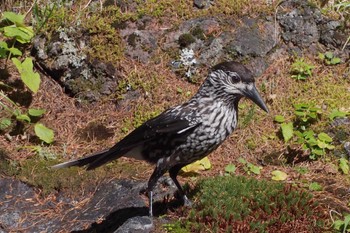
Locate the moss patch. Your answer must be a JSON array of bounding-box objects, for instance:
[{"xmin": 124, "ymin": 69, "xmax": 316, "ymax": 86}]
[{"xmin": 171, "ymin": 176, "xmax": 326, "ymax": 232}]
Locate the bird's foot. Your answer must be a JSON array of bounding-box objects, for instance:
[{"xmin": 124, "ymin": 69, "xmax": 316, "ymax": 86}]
[
  {"xmin": 148, "ymin": 190, "xmax": 153, "ymax": 217},
  {"xmin": 183, "ymin": 195, "xmax": 192, "ymax": 207}
]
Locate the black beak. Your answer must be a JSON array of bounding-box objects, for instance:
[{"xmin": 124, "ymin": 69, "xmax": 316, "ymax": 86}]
[{"xmin": 243, "ymin": 84, "xmax": 269, "ymax": 113}]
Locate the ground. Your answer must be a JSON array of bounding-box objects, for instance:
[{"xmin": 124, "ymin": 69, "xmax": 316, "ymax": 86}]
[{"xmin": 0, "ymin": 0, "xmax": 350, "ymax": 232}]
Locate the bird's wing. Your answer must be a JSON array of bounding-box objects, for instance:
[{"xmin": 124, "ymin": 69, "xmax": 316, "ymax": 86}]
[{"xmin": 86, "ymin": 108, "xmax": 201, "ymax": 170}]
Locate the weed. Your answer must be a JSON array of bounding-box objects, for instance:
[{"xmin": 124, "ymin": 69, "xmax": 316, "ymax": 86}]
[
  {"xmin": 238, "ymin": 157, "xmax": 262, "ymax": 175},
  {"xmin": 290, "ymin": 57, "xmax": 314, "ymax": 80},
  {"xmin": 319, "ymin": 52, "xmax": 341, "ymax": 65},
  {"xmin": 0, "ymin": 11, "xmax": 54, "ymax": 143},
  {"xmin": 275, "ymin": 103, "xmax": 337, "ymax": 159},
  {"xmin": 333, "ymin": 213, "xmax": 350, "ymax": 233}
]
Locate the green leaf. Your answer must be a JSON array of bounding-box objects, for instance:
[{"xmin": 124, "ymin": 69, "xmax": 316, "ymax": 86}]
[
  {"xmin": 0, "ymin": 41, "xmax": 9, "ymax": 49},
  {"xmin": 317, "ymin": 140, "xmax": 327, "ymax": 149},
  {"xmin": 225, "ymin": 164, "xmax": 236, "ymax": 175},
  {"xmin": 324, "ymin": 51, "xmax": 333, "ymax": 59},
  {"xmin": 0, "ymin": 118, "xmax": 12, "ymax": 130},
  {"xmin": 274, "ymin": 115, "xmax": 285, "ymax": 123},
  {"xmin": 28, "ymin": 108, "xmax": 46, "ymax": 117},
  {"xmin": 238, "ymin": 157, "xmax": 247, "ymax": 164},
  {"xmin": 12, "ymin": 57, "xmax": 40, "ymax": 93},
  {"xmin": 3, "ymin": 26, "xmax": 33, "ymax": 43},
  {"xmin": 2, "ymin": 12, "xmax": 25, "ymax": 26},
  {"xmin": 34, "ymin": 123, "xmax": 54, "ymax": 144},
  {"xmin": 329, "ymin": 109, "xmax": 347, "ymax": 120},
  {"xmin": 318, "ymin": 132, "xmax": 332, "ymax": 142},
  {"xmin": 281, "ymin": 122, "xmax": 294, "ymax": 142},
  {"xmin": 16, "ymin": 114, "xmax": 31, "ymax": 122},
  {"xmin": 271, "ymin": 170, "xmax": 288, "ymax": 181},
  {"xmin": 318, "ymin": 53, "xmax": 325, "ymax": 60},
  {"xmin": 247, "ymin": 163, "xmax": 262, "ymax": 175},
  {"xmin": 8, "ymin": 47, "xmax": 22, "ymax": 56},
  {"xmin": 343, "ymin": 214, "xmax": 350, "ymax": 232},
  {"xmin": 309, "ymin": 182, "xmax": 322, "ymax": 191},
  {"xmin": 331, "ymin": 57, "xmax": 341, "ymax": 64},
  {"xmin": 333, "ymin": 220, "xmax": 344, "ymax": 230},
  {"xmin": 339, "ymin": 158, "xmax": 349, "ymax": 175}
]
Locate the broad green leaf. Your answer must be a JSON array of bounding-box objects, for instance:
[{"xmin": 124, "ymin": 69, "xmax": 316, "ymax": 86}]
[
  {"xmin": 28, "ymin": 108, "xmax": 46, "ymax": 117},
  {"xmin": 333, "ymin": 220, "xmax": 343, "ymax": 230},
  {"xmin": 181, "ymin": 157, "xmax": 211, "ymax": 173},
  {"xmin": 2, "ymin": 11, "xmax": 25, "ymax": 26},
  {"xmin": 318, "ymin": 132, "xmax": 332, "ymax": 142},
  {"xmin": 12, "ymin": 57, "xmax": 40, "ymax": 93},
  {"xmin": 225, "ymin": 164, "xmax": 236, "ymax": 175},
  {"xmin": 4, "ymin": 26, "xmax": 34, "ymax": 43},
  {"xmin": 324, "ymin": 51, "xmax": 333, "ymax": 59},
  {"xmin": 0, "ymin": 118, "xmax": 11, "ymax": 130},
  {"xmin": 343, "ymin": 214, "xmax": 350, "ymax": 232},
  {"xmin": 331, "ymin": 57, "xmax": 341, "ymax": 64},
  {"xmin": 329, "ymin": 109, "xmax": 347, "ymax": 120},
  {"xmin": 238, "ymin": 157, "xmax": 247, "ymax": 164},
  {"xmin": 281, "ymin": 122, "xmax": 293, "ymax": 142},
  {"xmin": 247, "ymin": 163, "xmax": 262, "ymax": 175},
  {"xmin": 309, "ymin": 182, "xmax": 322, "ymax": 191},
  {"xmin": 318, "ymin": 53, "xmax": 325, "ymax": 60},
  {"xmin": 312, "ymin": 147, "xmax": 325, "ymax": 156},
  {"xmin": 9, "ymin": 47, "xmax": 22, "ymax": 56},
  {"xmin": 0, "ymin": 41, "xmax": 9, "ymax": 49},
  {"xmin": 317, "ymin": 140, "xmax": 327, "ymax": 149},
  {"xmin": 34, "ymin": 123, "xmax": 54, "ymax": 144},
  {"xmin": 274, "ymin": 115, "xmax": 285, "ymax": 123},
  {"xmin": 326, "ymin": 144, "xmax": 335, "ymax": 150},
  {"xmin": 271, "ymin": 170, "xmax": 288, "ymax": 181},
  {"xmin": 16, "ymin": 114, "xmax": 31, "ymax": 122},
  {"xmin": 339, "ymin": 158, "xmax": 349, "ymax": 175}
]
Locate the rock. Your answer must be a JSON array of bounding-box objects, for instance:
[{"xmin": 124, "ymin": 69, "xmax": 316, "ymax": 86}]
[
  {"xmin": 114, "ymin": 216, "xmax": 153, "ymax": 233},
  {"xmin": 331, "ymin": 117, "xmax": 350, "ymax": 127},
  {"xmin": 0, "ymin": 177, "xmax": 177, "ymax": 232},
  {"xmin": 32, "ymin": 28, "xmax": 120, "ymax": 102},
  {"xmin": 119, "ymin": 16, "xmax": 161, "ymax": 63},
  {"xmin": 344, "ymin": 142, "xmax": 350, "ymax": 157},
  {"xmin": 193, "ymin": 0, "xmax": 212, "ymax": 9},
  {"xmin": 228, "ymin": 18, "xmax": 276, "ymax": 58},
  {"xmin": 277, "ymin": 0, "xmax": 321, "ymax": 49}
]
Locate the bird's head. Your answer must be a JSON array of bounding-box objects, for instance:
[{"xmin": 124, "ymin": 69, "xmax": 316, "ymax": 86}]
[{"xmin": 201, "ymin": 61, "xmax": 269, "ymax": 112}]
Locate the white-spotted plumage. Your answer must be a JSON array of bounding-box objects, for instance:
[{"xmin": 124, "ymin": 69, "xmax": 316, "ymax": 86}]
[{"xmin": 52, "ymin": 61, "xmax": 269, "ymax": 216}]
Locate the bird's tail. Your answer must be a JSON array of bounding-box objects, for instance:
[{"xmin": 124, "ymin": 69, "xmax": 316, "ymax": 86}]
[{"xmin": 51, "ymin": 149, "xmax": 110, "ymax": 169}]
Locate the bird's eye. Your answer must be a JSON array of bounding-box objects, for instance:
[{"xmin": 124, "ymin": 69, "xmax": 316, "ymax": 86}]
[{"xmin": 229, "ymin": 72, "xmax": 240, "ymax": 83}]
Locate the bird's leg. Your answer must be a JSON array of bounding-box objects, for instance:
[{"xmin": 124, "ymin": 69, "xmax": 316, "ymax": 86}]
[
  {"xmin": 169, "ymin": 165, "xmax": 192, "ymax": 207},
  {"xmin": 147, "ymin": 163, "xmax": 167, "ymax": 217}
]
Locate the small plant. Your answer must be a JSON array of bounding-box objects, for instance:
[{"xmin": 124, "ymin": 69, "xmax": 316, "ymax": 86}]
[
  {"xmin": 329, "ymin": 109, "xmax": 349, "ymax": 120},
  {"xmin": 319, "ymin": 52, "xmax": 341, "ymax": 65},
  {"xmin": 0, "ymin": 11, "xmax": 54, "ymax": 144},
  {"xmin": 339, "ymin": 158, "xmax": 349, "ymax": 175},
  {"xmin": 274, "ymin": 103, "xmax": 335, "ymax": 159},
  {"xmin": 333, "ymin": 213, "xmax": 350, "ymax": 233},
  {"xmin": 224, "ymin": 163, "xmax": 236, "ymax": 176},
  {"xmin": 290, "ymin": 57, "xmax": 314, "ymax": 80},
  {"xmin": 238, "ymin": 157, "xmax": 262, "ymax": 175}
]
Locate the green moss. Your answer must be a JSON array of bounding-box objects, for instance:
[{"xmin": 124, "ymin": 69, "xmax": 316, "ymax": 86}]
[
  {"xmin": 0, "ymin": 149, "xmax": 19, "ymax": 176},
  {"xmin": 84, "ymin": 14, "xmax": 124, "ymax": 63},
  {"xmin": 127, "ymin": 33, "xmax": 140, "ymax": 47},
  {"xmin": 178, "ymin": 33, "xmax": 196, "ymax": 47},
  {"xmin": 190, "ymin": 25, "xmax": 205, "ymax": 40},
  {"xmin": 171, "ymin": 176, "xmax": 325, "ymax": 232}
]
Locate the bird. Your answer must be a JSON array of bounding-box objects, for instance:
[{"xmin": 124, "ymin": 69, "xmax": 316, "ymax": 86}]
[{"xmin": 52, "ymin": 61, "xmax": 269, "ymax": 216}]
